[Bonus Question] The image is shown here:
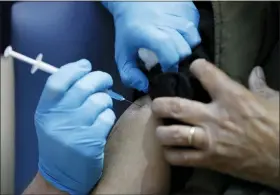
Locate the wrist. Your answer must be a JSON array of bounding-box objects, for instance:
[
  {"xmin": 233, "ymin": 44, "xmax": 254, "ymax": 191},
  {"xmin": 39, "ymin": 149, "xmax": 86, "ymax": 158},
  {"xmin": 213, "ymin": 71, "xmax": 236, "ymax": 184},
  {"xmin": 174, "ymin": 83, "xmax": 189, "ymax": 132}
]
[
  {"xmin": 38, "ymin": 162, "xmax": 98, "ymax": 195},
  {"xmin": 23, "ymin": 172, "xmax": 66, "ymax": 195},
  {"xmin": 101, "ymin": 1, "xmax": 133, "ymax": 20},
  {"xmin": 38, "ymin": 163, "xmax": 81, "ymax": 195}
]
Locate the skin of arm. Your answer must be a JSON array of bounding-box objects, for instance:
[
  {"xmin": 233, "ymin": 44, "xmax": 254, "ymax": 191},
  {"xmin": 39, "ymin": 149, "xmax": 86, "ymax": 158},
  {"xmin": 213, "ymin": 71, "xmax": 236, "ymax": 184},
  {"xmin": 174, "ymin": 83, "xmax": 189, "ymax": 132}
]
[
  {"xmin": 23, "ymin": 172, "xmax": 66, "ymax": 195},
  {"xmin": 93, "ymin": 95, "xmax": 170, "ymax": 194}
]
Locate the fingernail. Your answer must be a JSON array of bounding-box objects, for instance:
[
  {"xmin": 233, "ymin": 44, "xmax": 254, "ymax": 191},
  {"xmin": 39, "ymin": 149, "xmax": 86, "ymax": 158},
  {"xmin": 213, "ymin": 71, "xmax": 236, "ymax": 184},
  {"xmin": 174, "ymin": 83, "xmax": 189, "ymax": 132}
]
[{"xmin": 256, "ymin": 67, "xmax": 264, "ymax": 79}]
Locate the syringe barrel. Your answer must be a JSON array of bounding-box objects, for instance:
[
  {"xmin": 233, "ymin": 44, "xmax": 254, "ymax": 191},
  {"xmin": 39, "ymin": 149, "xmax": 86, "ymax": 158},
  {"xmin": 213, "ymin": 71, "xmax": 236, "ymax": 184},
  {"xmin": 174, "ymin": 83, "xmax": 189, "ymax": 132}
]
[{"xmin": 38, "ymin": 62, "xmax": 58, "ymax": 74}]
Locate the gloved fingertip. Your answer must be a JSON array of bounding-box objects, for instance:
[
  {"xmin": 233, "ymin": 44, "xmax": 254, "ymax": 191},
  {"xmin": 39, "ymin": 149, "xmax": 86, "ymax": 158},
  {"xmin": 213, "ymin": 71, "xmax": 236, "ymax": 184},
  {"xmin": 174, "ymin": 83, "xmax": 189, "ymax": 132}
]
[
  {"xmin": 187, "ymin": 33, "xmax": 201, "ymax": 48},
  {"xmin": 183, "ymin": 23, "xmax": 202, "ymax": 48},
  {"xmin": 120, "ymin": 67, "xmax": 149, "ymax": 92},
  {"xmin": 138, "ymin": 82, "xmax": 149, "ymax": 93},
  {"xmin": 181, "ymin": 46, "xmax": 192, "ymax": 60},
  {"xmin": 99, "ymin": 108, "xmax": 116, "ymax": 126},
  {"xmin": 142, "ymin": 86, "xmax": 149, "ymax": 93},
  {"xmin": 191, "ymin": 35, "xmax": 202, "ymax": 48},
  {"xmin": 76, "ymin": 59, "xmax": 92, "ymax": 70},
  {"xmin": 134, "ymin": 77, "xmax": 149, "ymax": 93},
  {"xmin": 94, "ymin": 71, "xmax": 114, "ymax": 87}
]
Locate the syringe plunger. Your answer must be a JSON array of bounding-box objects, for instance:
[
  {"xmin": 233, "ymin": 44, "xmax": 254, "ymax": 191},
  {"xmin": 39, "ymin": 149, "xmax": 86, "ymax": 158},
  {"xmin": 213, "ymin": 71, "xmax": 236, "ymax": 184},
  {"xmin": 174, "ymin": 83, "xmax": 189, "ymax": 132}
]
[{"xmin": 4, "ymin": 46, "xmax": 58, "ymax": 74}]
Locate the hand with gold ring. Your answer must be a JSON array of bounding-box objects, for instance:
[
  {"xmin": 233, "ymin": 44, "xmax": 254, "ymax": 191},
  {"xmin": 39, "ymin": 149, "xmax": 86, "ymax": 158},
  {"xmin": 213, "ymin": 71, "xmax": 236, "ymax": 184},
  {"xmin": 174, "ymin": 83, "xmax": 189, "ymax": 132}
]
[{"xmin": 151, "ymin": 59, "xmax": 279, "ymax": 189}]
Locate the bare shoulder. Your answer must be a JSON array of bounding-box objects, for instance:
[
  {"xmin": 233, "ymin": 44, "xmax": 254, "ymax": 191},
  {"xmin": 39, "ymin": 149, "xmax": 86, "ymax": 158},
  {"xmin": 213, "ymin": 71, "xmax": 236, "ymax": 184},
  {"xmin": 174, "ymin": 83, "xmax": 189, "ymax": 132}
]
[
  {"xmin": 112, "ymin": 95, "xmax": 158, "ymax": 131},
  {"xmin": 93, "ymin": 95, "xmax": 170, "ymax": 195}
]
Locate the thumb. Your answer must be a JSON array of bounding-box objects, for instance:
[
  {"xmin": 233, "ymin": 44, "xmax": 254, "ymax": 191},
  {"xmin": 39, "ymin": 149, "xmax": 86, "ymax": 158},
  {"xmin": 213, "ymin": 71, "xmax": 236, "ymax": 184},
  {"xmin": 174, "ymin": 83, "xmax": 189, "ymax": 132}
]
[
  {"xmin": 117, "ymin": 51, "xmax": 149, "ymax": 92},
  {"xmin": 248, "ymin": 66, "xmax": 279, "ymax": 100}
]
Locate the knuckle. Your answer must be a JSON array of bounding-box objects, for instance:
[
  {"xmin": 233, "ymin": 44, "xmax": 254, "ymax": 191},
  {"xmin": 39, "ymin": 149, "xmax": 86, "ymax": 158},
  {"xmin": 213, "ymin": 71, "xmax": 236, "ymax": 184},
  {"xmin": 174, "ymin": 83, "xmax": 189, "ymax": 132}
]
[
  {"xmin": 73, "ymin": 72, "xmax": 96, "ymax": 92},
  {"xmin": 179, "ymin": 45, "xmax": 192, "ymax": 59},
  {"xmin": 160, "ymin": 53, "xmax": 179, "ymax": 68},
  {"xmin": 105, "ymin": 109, "xmax": 116, "ymax": 123},
  {"xmin": 155, "ymin": 127, "xmax": 162, "ymax": 139},
  {"xmin": 215, "ymin": 145, "xmax": 228, "ymax": 156},
  {"xmin": 163, "ymin": 150, "xmax": 173, "ymax": 162},
  {"xmin": 156, "ymin": 33, "xmax": 170, "ymax": 43},
  {"xmin": 156, "ymin": 127, "xmax": 166, "ymax": 143},
  {"xmin": 89, "ymin": 93, "xmax": 113, "ymax": 108},
  {"xmin": 98, "ymin": 108, "xmax": 116, "ymax": 126},
  {"xmin": 231, "ymin": 89, "xmax": 246, "ymax": 99},
  {"xmin": 171, "ymin": 127, "xmax": 185, "ymax": 144},
  {"xmin": 169, "ymin": 98, "xmax": 184, "ymax": 117},
  {"xmin": 120, "ymin": 71, "xmax": 133, "ymax": 87},
  {"xmin": 45, "ymin": 77, "xmax": 65, "ymax": 94},
  {"xmin": 182, "ymin": 153, "xmax": 192, "ymax": 164}
]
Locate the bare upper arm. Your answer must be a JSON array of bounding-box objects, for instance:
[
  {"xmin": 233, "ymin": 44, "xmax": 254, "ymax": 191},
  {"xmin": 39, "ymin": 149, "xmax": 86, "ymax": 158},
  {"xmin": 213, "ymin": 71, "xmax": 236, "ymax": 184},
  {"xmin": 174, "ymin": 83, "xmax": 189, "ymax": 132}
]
[{"xmin": 92, "ymin": 95, "xmax": 170, "ymax": 195}]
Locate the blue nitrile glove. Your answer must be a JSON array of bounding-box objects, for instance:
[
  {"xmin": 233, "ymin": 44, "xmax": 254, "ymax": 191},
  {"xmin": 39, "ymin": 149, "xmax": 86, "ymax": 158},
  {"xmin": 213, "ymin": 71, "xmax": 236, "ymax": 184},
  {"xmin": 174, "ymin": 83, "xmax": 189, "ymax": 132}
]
[
  {"xmin": 102, "ymin": 2, "xmax": 201, "ymax": 92},
  {"xmin": 35, "ymin": 59, "xmax": 116, "ymax": 194}
]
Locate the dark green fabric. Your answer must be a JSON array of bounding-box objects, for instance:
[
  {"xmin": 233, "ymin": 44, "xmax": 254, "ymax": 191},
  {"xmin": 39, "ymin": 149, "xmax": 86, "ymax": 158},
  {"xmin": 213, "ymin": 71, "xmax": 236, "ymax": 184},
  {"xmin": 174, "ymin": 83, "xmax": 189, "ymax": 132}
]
[
  {"xmin": 212, "ymin": 2, "xmax": 278, "ymax": 87},
  {"xmin": 263, "ymin": 41, "xmax": 279, "ymax": 91}
]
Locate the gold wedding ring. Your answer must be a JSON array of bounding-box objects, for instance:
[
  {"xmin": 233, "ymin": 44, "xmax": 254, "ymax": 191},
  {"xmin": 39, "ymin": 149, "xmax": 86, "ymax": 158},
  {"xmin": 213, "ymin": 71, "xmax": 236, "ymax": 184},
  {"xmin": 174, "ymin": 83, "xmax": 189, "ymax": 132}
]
[{"xmin": 188, "ymin": 127, "xmax": 196, "ymax": 145}]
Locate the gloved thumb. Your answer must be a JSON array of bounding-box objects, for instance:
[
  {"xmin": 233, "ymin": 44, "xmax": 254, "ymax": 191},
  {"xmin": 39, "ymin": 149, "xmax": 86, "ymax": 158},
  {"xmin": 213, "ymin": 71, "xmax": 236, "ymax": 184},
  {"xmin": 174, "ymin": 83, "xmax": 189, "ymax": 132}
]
[{"xmin": 118, "ymin": 55, "xmax": 149, "ymax": 92}]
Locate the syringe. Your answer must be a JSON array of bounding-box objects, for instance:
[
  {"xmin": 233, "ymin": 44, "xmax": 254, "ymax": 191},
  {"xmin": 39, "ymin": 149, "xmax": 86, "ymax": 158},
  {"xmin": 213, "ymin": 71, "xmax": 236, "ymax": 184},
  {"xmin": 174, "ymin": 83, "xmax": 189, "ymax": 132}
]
[{"xmin": 4, "ymin": 46, "xmax": 139, "ymax": 106}]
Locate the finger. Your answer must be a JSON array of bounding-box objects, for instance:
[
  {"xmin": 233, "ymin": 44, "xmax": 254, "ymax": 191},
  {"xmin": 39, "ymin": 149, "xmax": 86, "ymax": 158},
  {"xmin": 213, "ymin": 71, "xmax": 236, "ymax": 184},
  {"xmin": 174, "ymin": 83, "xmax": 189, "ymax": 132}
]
[
  {"xmin": 91, "ymin": 108, "xmax": 116, "ymax": 140},
  {"xmin": 133, "ymin": 27, "xmax": 179, "ymax": 72},
  {"xmin": 117, "ymin": 52, "xmax": 149, "ymax": 92},
  {"xmin": 190, "ymin": 59, "xmax": 234, "ymax": 98},
  {"xmin": 160, "ymin": 27, "xmax": 192, "ymax": 60},
  {"xmin": 37, "ymin": 59, "xmax": 91, "ymax": 111},
  {"xmin": 79, "ymin": 92, "xmax": 113, "ymax": 126},
  {"xmin": 249, "ymin": 66, "xmax": 279, "ymax": 100},
  {"xmin": 248, "ymin": 66, "xmax": 267, "ymax": 92},
  {"xmin": 156, "ymin": 125, "xmax": 208, "ymax": 149},
  {"xmin": 164, "ymin": 148, "xmax": 206, "ymax": 167},
  {"xmin": 178, "ymin": 22, "xmax": 201, "ymax": 48},
  {"xmin": 152, "ymin": 97, "xmax": 211, "ymax": 125},
  {"xmin": 249, "ymin": 66, "xmax": 278, "ymax": 93},
  {"xmin": 59, "ymin": 71, "xmax": 113, "ymax": 108},
  {"xmin": 138, "ymin": 48, "xmax": 159, "ymax": 71}
]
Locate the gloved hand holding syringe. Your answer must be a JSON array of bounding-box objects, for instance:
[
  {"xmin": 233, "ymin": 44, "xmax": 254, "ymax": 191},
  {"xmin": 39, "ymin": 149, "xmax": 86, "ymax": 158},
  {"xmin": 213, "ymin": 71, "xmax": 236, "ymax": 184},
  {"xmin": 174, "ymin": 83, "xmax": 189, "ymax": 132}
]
[
  {"xmin": 4, "ymin": 46, "xmax": 137, "ymax": 194},
  {"xmin": 4, "ymin": 46, "xmax": 139, "ymax": 106}
]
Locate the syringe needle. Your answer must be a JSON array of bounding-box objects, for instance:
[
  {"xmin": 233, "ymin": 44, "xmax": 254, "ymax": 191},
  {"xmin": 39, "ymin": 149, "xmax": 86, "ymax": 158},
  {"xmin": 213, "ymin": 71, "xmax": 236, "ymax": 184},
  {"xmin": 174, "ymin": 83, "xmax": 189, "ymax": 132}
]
[{"xmin": 124, "ymin": 99, "xmax": 142, "ymax": 107}]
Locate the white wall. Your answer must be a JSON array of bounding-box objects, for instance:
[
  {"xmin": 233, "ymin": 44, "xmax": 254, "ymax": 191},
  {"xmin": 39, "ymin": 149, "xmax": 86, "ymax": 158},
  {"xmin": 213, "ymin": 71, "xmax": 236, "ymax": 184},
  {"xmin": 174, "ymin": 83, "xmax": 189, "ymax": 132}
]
[{"xmin": 1, "ymin": 56, "xmax": 15, "ymax": 194}]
